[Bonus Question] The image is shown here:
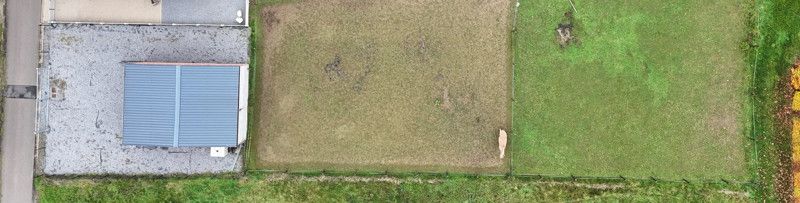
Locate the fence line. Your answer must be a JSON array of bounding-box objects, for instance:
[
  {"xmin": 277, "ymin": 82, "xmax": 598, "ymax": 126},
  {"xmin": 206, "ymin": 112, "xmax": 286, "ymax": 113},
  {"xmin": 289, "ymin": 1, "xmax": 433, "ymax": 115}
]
[
  {"xmin": 243, "ymin": 168, "xmax": 750, "ymax": 185},
  {"xmin": 508, "ymin": 0, "xmax": 520, "ymax": 175},
  {"xmin": 747, "ymin": 2, "xmax": 764, "ymax": 194},
  {"xmin": 238, "ymin": 0, "xmax": 757, "ymax": 189}
]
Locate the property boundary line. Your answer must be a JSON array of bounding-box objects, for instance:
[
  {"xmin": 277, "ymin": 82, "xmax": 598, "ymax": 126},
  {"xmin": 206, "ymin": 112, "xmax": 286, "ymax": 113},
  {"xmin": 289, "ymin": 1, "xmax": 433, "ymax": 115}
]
[
  {"xmin": 242, "ymin": 168, "xmax": 750, "ymax": 185},
  {"xmin": 243, "ymin": 0, "xmax": 755, "ymax": 185},
  {"xmin": 242, "ymin": 1, "xmax": 263, "ymax": 171},
  {"xmin": 238, "ymin": 0, "xmax": 754, "ymax": 189},
  {"xmin": 747, "ymin": 0, "xmax": 765, "ymax": 197},
  {"xmin": 508, "ymin": 0, "xmax": 520, "ymax": 176}
]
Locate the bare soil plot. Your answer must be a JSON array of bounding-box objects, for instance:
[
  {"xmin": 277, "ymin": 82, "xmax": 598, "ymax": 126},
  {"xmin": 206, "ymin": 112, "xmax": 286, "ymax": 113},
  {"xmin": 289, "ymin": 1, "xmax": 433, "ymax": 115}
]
[{"xmin": 251, "ymin": 0, "xmax": 513, "ymax": 173}]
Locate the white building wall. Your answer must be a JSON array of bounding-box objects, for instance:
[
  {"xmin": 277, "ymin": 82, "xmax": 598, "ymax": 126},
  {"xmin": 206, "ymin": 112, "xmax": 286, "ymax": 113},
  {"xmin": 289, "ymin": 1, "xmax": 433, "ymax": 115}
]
[{"xmin": 237, "ymin": 64, "xmax": 249, "ymax": 145}]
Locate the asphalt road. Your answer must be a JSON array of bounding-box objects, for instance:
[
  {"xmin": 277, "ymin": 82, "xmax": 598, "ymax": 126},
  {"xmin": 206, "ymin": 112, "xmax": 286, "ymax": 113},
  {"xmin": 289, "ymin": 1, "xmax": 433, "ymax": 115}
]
[{"xmin": 2, "ymin": 0, "xmax": 41, "ymax": 202}]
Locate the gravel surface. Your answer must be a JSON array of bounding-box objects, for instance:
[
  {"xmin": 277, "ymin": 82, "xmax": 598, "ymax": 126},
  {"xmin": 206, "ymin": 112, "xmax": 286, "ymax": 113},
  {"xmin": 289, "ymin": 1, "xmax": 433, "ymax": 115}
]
[{"xmin": 39, "ymin": 24, "xmax": 249, "ymax": 175}]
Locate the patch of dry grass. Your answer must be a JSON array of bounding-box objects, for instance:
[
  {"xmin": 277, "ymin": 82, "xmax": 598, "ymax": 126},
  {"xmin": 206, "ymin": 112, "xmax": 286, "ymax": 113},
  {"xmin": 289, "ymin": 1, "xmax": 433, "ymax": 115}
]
[{"xmin": 251, "ymin": 0, "xmax": 513, "ymax": 173}]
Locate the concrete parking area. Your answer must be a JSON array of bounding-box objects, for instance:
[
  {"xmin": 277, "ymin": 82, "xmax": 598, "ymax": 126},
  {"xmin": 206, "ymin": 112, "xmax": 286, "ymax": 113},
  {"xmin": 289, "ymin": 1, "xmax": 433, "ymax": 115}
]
[
  {"xmin": 162, "ymin": 0, "xmax": 247, "ymax": 25},
  {"xmin": 47, "ymin": 0, "xmax": 161, "ymax": 24},
  {"xmin": 45, "ymin": 0, "xmax": 247, "ymax": 25},
  {"xmin": 39, "ymin": 24, "xmax": 249, "ymax": 175}
]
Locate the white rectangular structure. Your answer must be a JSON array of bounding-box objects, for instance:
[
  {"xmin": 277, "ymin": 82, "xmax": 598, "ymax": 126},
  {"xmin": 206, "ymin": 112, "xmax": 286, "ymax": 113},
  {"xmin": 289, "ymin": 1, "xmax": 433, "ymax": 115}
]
[{"xmin": 237, "ymin": 65, "xmax": 249, "ymax": 145}]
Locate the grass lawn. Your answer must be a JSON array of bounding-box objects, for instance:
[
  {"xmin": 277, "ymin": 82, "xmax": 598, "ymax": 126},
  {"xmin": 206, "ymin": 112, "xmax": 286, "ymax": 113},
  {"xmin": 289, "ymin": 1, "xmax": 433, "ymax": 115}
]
[
  {"xmin": 250, "ymin": 0, "xmax": 513, "ymax": 173},
  {"xmin": 35, "ymin": 174, "xmax": 749, "ymax": 202},
  {"xmin": 512, "ymin": 0, "xmax": 749, "ymax": 180}
]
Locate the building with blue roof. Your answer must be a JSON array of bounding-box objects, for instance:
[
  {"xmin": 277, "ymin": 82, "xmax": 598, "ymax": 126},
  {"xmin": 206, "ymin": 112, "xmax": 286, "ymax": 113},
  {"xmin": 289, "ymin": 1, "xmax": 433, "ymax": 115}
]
[{"xmin": 122, "ymin": 62, "xmax": 248, "ymax": 148}]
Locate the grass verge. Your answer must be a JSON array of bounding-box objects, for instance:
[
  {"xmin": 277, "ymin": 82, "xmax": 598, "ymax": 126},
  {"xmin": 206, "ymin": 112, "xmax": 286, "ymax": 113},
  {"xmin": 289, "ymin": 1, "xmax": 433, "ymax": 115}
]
[
  {"xmin": 747, "ymin": 0, "xmax": 800, "ymax": 201},
  {"xmin": 244, "ymin": 0, "xmax": 303, "ymax": 170},
  {"xmin": 35, "ymin": 173, "xmax": 749, "ymax": 202}
]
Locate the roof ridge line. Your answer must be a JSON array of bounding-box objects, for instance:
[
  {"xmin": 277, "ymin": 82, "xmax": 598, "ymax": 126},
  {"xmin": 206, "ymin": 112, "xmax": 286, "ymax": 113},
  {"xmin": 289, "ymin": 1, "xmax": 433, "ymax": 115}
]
[{"xmin": 173, "ymin": 65, "xmax": 182, "ymax": 147}]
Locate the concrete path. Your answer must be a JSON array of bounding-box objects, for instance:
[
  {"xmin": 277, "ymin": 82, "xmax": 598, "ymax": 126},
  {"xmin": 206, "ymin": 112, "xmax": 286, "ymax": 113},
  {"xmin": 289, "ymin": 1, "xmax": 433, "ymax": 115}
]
[
  {"xmin": 51, "ymin": 0, "xmax": 160, "ymax": 24},
  {"xmin": 2, "ymin": 0, "xmax": 41, "ymax": 202},
  {"xmin": 48, "ymin": 0, "xmax": 246, "ymax": 25}
]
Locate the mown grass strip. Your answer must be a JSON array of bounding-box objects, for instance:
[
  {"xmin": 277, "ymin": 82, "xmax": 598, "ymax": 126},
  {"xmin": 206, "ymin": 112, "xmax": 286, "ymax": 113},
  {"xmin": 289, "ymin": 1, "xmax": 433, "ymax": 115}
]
[{"xmin": 35, "ymin": 174, "xmax": 749, "ymax": 202}]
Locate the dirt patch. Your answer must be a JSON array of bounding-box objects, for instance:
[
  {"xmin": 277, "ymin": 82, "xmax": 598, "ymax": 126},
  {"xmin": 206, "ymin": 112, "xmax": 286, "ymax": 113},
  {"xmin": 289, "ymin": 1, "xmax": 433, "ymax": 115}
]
[
  {"xmin": 50, "ymin": 78, "xmax": 67, "ymax": 100},
  {"xmin": 780, "ymin": 58, "xmax": 800, "ymax": 201},
  {"xmin": 262, "ymin": 173, "xmax": 441, "ymax": 185},
  {"xmin": 352, "ymin": 66, "xmax": 371, "ymax": 93},
  {"xmin": 252, "ymin": 0, "xmax": 513, "ymax": 173},
  {"xmin": 535, "ymin": 181, "xmax": 626, "ymax": 190},
  {"xmin": 774, "ymin": 68, "xmax": 796, "ymax": 201},
  {"xmin": 324, "ymin": 55, "xmax": 345, "ymax": 81},
  {"xmin": 263, "ymin": 10, "xmax": 281, "ymax": 31},
  {"xmin": 555, "ymin": 11, "xmax": 578, "ymax": 48},
  {"xmin": 58, "ymin": 36, "xmax": 82, "ymax": 46},
  {"xmin": 717, "ymin": 189, "xmax": 749, "ymax": 199}
]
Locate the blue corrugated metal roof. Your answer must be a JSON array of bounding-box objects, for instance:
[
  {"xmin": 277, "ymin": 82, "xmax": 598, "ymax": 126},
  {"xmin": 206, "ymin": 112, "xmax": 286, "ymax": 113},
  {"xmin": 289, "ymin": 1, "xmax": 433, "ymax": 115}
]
[
  {"xmin": 123, "ymin": 63, "xmax": 240, "ymax": 147},
  {"xmin": 123, "ymin": 65, "xmax": 177, "ymax": 146},
  {"xmin": 179, "ymin": 66, "xmax": 240, "ymax": 147}
]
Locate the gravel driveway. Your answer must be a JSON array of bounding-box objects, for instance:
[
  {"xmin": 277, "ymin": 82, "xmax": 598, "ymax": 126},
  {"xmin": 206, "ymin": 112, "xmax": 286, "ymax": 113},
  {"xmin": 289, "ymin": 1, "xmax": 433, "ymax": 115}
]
[{"xmin": 39, "ymin": 24, "xmax": 249, "ymax": 175}]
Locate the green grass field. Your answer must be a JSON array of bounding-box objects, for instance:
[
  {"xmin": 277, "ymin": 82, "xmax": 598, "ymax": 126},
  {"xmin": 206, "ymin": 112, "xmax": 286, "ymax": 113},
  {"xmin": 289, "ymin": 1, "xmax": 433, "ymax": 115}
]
[
  {"xmin": 250, "ymin": 0, "xmax": 513, "ymax": 173},
  {"xmin": 35, "ymin": 174, "xmax": 748, "ymax": 202},
  {"xmin": 512, "ymin": 1, "xmax": 749, "ymax": 179}
]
